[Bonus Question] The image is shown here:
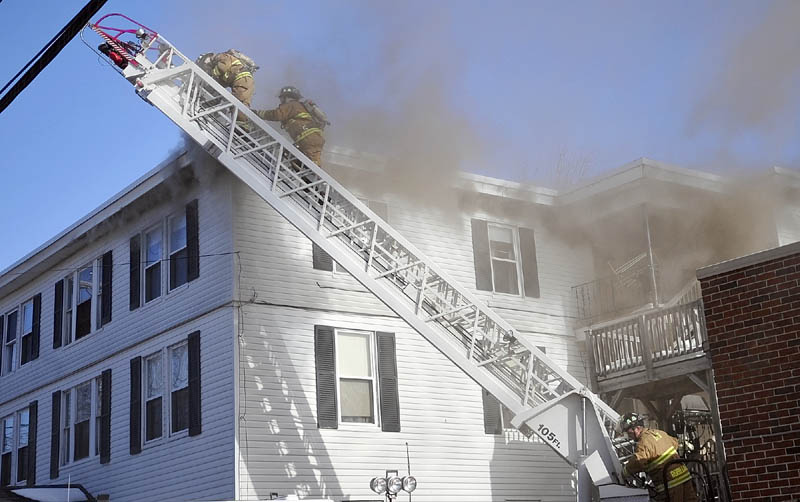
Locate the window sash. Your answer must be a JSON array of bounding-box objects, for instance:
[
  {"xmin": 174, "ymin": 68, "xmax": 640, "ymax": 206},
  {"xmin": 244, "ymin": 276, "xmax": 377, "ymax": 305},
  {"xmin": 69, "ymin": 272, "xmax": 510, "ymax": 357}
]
[
  {"xmin": 487, "ymin": 223, "xmax": 522, "ymax": 295},
  {"xmin": 61, "ymin": 380, "xmax": 97, "ymax": 465},
  {"xmin": 3, "ymin": 312, "xmax": 17, "ymax": 375},
  {"xmin": 144, "ymin": 226, "xmax": 163, "ymax": 303},
  {"xmin": 63, "ymin": 258, "xmax": 102, "ymax": 344},
  {"xmin": 334, "ymin": 330, "xmax": 377, "ymax": 425},
  {"xmin": 144, "ymin": 352, "xmax": 164, "ymax": 442}
]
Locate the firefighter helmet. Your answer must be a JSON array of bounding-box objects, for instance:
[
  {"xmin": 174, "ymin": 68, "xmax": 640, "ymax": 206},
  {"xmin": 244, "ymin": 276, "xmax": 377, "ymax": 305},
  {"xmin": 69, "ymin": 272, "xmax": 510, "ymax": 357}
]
[
  {"xmin": 620, "ymin": 412, "xmax": 645, "ymax": 433},
  {"xmin": 278, "ymin": 86, "xmax": 302, "ymax": 100}
]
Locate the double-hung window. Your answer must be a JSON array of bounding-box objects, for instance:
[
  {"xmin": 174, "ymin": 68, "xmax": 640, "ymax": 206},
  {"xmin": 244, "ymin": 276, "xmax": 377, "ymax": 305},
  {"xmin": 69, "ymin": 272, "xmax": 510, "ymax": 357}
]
[
  {"xmin": 2, "ymin": 311, "xmax": 17, "ymax": 376},
  {"xmin": 19, "ymin": 301, "xmax": 34, "ymax": 366},
  {"xmin": 336, "ymin": 330, "xmax": 377, "ymax": 424},
  {"xmin": 169, "ymin": 213, "xmax": 189, "ymax": 290},
  {"xmin": 132, "ymin": 333, "xmax": 201, "ymax": 453},
  {"xmin": 0, "ymin": 407, "xmax": 31, "ymax": 486},
  {"xmin": 61, "ymin": 379, "xmax": 98, "ymax": 464},
  {"xmin": 1, "ymin": 415, "xmax": 13, "ymax": 486},
  {"xmin": 143, "ymin": 342, "xmax": 190, "ymax": 443},
  {"xmin": 144, "ymin": 226, "xmax": 163, "ymax": 304},
  {"xmin": 314, "ymin": 326, "xmax": 400, "ymax": 431},
  {"xmin": 56, "ymin": 254, "xmax": 111, "ymax": 347},
  {"xmin": 130, "ymin": 200, "xmax": 199, "ymax": 310},
  {"xmin": 488, "ymin": 224, "xmax": 521, "ymax": 295},
  {"xmin": 471, "ymin": 219, "xmax": 540, "ymax": 298}
]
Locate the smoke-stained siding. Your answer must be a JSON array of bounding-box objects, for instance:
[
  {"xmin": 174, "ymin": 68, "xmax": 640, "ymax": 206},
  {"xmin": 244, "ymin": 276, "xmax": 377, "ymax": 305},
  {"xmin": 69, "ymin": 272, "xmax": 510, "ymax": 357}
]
[{"xmin": 231, "ymin": 181, "xmax": 589, "ymax": 501}]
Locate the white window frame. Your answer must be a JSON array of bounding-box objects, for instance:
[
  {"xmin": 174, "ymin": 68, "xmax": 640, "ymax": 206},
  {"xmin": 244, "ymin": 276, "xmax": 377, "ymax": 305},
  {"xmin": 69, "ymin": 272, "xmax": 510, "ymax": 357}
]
[
  {"xmin": 143, "ymin": 224, "xmax": 164, "ymax": 305},
  {"xmin": 60, "ymin": 257, "xmax": 104, "ymax": 346},
  {"xmin": 487, "ymin": 223, "xmax": 523, "ymax": 296},
  {"xmin": 334, "ymin": 329, "xmax": 379, "ymax": 426},
  {"xmin": 141, "ymin": 342, "xmax": 190, "ymax": 447},
  {"xmin": 1, "ymin": 414, "xmax": 14, "ymax": 486},
  {"xmin": 143, "ymin": 351, "xmax": 164, "ymax": 444},
  {"xmin": 15, "ymin": 408, "xmax": 29, "ymax": 484},
  {"xmin": 19, "ymin": 300, "xmax": 34, "ymax": 367},
  {"xmin": 168, "ymin": 341, "xmax": 190, "ymax": 435},
  {"xmin": 60, "ymin": 379, "xmax": 99, "ymax": 466},
  {"xmin": 2, "ymin": 310, "xmax": 18, "ymax": 376},
  {"xmin": 168, "ymin": 212, "xmax": 189, "ymax": 291}
]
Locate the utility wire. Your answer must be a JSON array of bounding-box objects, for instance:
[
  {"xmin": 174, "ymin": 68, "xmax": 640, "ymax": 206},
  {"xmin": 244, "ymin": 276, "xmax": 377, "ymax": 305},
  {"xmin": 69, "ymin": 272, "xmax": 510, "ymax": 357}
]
[{"xmin": 0, "ymin": 0, "xmax": 107, "ymax": 115}]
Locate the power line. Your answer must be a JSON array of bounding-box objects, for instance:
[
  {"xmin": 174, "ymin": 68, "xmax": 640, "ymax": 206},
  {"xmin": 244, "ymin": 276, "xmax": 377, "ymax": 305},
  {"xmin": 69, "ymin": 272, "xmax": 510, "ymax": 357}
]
[{"xmin": 0, "ymin": 0, "xmax": 107, "ymax": 114}]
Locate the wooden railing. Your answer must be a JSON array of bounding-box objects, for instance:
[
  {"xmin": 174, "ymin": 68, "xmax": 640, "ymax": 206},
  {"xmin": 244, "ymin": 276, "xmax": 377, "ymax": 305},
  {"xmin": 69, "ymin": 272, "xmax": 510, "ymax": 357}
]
[
  {"xmin": 588, "ymin": 300, "xmax": 707, "ymax": 379},
  {"xmin": 572, "ymin": 266, "xmax": 657, "ymax": 323}
]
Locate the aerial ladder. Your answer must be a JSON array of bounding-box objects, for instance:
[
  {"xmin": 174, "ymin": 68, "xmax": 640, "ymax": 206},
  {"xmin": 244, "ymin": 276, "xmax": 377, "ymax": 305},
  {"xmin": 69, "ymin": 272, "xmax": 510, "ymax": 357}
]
[{"xmin": 83, "ymin": 14, "xmax": 650, "ymax": 501}]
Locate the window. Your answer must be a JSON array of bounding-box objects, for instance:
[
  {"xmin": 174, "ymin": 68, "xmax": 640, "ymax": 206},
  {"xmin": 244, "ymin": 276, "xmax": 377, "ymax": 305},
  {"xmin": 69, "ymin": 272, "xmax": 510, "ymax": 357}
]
[
  {"xmin": 0, "ymin": 406, "xmax": 33, "ymax": 486},
  {"xmin": 336, "ymin": 330, "xmax": 377, "ymax": 424},
  {"xmin": 19, "ymin": 301, "xmax": 34, "ymax": 365},
  {"xmin": 2, "ymin": 311, "xmax": 17, "ymax": 376},
  {"xmin": 169, "ymin": 213, "xmax": 188, "ymax": 290},
  {"xmin": 144, "ymin": 226, "xmax": 163, "ymax": 303},
  {"xmin": 144, "ymin": 352, "xmax": 163, "ymax": 442},
  {"xmin": 1, "ymin": 415, "xmax": 12, "ymax": 486},
  {"xmin": 61, "ymin": 380, "xmax": 99, "ymax": 465},
  {"xmin": 488, "ymin": 224, "xmax": 521, "ymax": 295},
  {"xmin": 131, "ymin": 333, "xmax": 201, "ymax": 453},
  {"xmin": 16, "ymin": 409, "xmax": 28, "ymax": 483},
  {"xmin": 314, "ymin": 326, "xmax": 400, "ymax": 431},
  {"xmin": 471, "ymin": 219, "xmax": 540, "ymax": 298},
  {"xmin": 130, "ymin": 200, "xmax": 199, "ymax": 310},
  {"xmin": 57, "ymin": 255, "xmax": 110, "ymax": 348}
]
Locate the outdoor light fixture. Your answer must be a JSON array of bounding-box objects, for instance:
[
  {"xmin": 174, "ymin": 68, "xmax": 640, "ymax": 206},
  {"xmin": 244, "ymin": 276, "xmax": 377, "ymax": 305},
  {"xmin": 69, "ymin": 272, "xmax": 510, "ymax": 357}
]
[
  {"xmin": 369, "ymin": 477, "xmax": 387, "ymax": 495},
  {"xmin": 369, "ymin": 470, "xmax": 417, "ymax": 500}
]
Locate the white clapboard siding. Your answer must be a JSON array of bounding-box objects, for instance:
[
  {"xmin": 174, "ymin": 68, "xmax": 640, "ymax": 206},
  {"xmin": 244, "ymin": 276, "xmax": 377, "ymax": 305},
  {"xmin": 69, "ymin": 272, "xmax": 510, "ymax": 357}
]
[
  {"xmin": 0, "ymin": 163, "xmax": 239, "ymax": 502},
  {"xmin": 232, "ymin": 178, "xmax": 593, "ymax": 501}
]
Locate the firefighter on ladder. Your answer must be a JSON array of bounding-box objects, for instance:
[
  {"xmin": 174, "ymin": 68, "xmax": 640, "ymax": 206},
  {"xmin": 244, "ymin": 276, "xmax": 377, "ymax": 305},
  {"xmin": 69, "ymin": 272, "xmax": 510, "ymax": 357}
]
[
  {"xmin": 196, "ymin": 50, "xmax": 256, "ymax": 128},
  {"xmin": 254, "ymin": 86, "xmax": 325, "ymax": 166},
  {"xmin": 620, "ymin": 412, "xmax": 699, "ymax": 502}
]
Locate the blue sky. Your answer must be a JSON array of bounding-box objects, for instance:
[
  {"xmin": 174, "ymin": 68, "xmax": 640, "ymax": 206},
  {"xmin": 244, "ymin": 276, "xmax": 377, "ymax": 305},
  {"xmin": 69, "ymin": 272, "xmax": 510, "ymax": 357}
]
[{"xmin": 0, "ymin": 0, "xmax": 798, "ymax": 270}]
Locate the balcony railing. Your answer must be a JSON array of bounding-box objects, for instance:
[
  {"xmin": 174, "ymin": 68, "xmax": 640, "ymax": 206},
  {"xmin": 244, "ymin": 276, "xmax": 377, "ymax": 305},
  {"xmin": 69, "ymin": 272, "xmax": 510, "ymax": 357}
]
[
  {"xmin": 572, "ymin": 265, "xmax": 658, "ymax": 323},
  {"xmin": 588, "ymin": 300, "xmax": 707, "ymax": 379}
]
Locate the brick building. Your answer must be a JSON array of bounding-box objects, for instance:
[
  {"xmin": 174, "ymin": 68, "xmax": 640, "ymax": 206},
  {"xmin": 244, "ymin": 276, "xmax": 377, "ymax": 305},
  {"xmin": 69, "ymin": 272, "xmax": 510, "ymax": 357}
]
[{"xmin": 698, "ymin": 241, "xmax": 800, "ymax": 501}]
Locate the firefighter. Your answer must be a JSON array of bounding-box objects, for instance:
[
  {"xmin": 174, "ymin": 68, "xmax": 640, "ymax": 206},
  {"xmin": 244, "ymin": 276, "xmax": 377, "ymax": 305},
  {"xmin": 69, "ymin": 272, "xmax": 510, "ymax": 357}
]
[
  {"xmin": 620, "ymin": 412, "xmax": 698, "ymax": 502},
  {"xmin": 254, "ymin": 86, "xmax": 325, "ymax": 166},
  {"xmin": 196, "ymin": 50, "xmax": 256, "ymax": 127}
]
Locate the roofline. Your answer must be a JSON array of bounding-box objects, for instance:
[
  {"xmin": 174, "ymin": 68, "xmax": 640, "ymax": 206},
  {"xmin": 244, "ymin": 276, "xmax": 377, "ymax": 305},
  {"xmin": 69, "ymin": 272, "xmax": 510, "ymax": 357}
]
[
  {"xmin": 557, "ymin": 157, "xmax": 726, "ymax": 204},
  {"xmin": 697, "ymin": 240, "xmax": 800, "ymax": 280},
  {"xmin": 0, "ymin": 151, "xmax": 188, "ymax": 291}
]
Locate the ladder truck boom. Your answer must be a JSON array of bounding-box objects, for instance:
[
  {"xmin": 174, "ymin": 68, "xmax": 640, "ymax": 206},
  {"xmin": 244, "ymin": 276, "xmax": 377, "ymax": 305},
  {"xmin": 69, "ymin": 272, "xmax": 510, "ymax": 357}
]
[{"xmin": 83, "ymin": 15, "xmax": 648, "ymax": 501}]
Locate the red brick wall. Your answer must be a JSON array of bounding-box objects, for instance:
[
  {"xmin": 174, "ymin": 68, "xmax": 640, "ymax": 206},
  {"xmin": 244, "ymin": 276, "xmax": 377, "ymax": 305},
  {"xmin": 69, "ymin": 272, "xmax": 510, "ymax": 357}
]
[{"xmin": 700, "ymin": 251, "xmax": 800, "ymax": 501}]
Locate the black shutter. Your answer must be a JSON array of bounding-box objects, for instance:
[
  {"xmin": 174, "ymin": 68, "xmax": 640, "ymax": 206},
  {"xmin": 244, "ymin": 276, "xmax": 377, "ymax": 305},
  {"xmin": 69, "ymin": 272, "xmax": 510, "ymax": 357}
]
[
  {"xmin": 31, "ymin": 293, "xmax": 41, "ymax": 360},
  {"xmin": 312, "ymin": 243, "xmax": 334, "ymax": 271},
  {"xmin": 53, "ymin": 281, "xmax": 63, "ymax": 349},
  {"xmin": 470, "ymin": 219, "xmax": 492, "ymax": 291},
  {"xmin": 519, "ymin": 227, "xmax": 540, "ymax": 298},
  {"xmin": 26, "ymin": 400, "xmax": 37, "ymax": 486},
  {"xmin": 100, "ymin": 369, "xmax": 112, "ymax": 464},
  {"xmin": 101, "ymin": 251, "xmax": 113, "ymax": 326},
  {"xmin": 49, "ymin": 392, "xmax": 60, "ymax": 479},
  {"xmin": 481, "ymin": 389, "xmax": 502, "ymax": 435},
  {"xmin": 186, "ymin": 199, "xmax": 200, "ymax": 282},
  {"xmin": 129, "ymin": 357, "xmax": 142, "ymax": 454},
  {"xmin": 314, "ymin": 325, "xmax": 338, "ymax": 429},
  {"xmin": 188, "ymin": 331, "xmax": 202, "ymax": 436},
  {"xmin": 377, "ymin": 332, "xmax": 401, "ymax": 432},
  {"xmin": 129, "ymin": 235, "xmax": 141, "ymax": 311}
]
